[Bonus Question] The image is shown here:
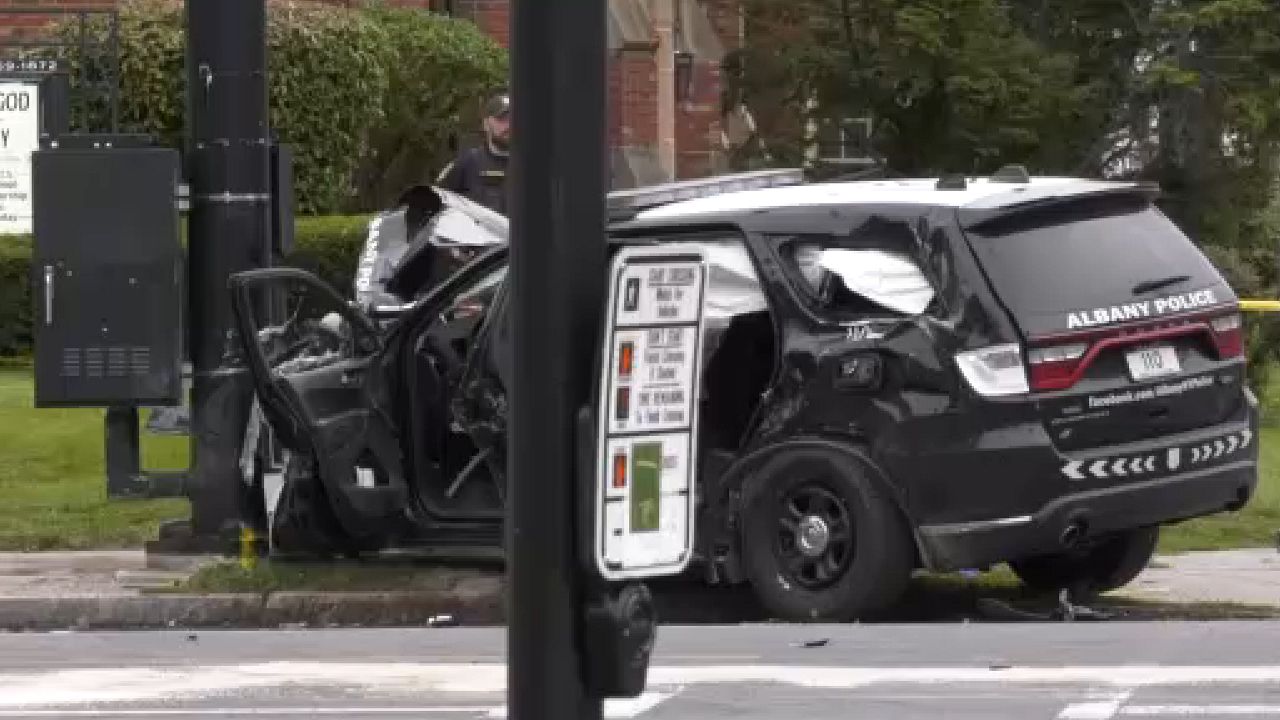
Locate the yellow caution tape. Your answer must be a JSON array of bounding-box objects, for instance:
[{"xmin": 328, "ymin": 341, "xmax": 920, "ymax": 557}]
[{"xmin": 1240, "ymin": 299, "xmax": 1280, "ymax": 312}]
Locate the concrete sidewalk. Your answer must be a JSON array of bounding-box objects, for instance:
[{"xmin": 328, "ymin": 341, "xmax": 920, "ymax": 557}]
[
  {"xmin": 0, "ymin": 551, "xmax": 504, "ymax": 630},
  {"xmin": 1115, "ymin": 548, "xmax": 1280, "ymax": 607},
  {"xmin": 0, "ymin": 550, "xmax": 207, "ymax": 599},
  {"xmin": 0, "ymin": 548, "xmax": 1277, "ymax": 630}
]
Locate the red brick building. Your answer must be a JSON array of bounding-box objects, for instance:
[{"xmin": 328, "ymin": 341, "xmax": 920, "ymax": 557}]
[
  {"xmin": 423, "ymin": 0, "xmax": 746, "ymax": 186},
  {"xmin": 0, "ymin": 0, "xmax": 748, "ymax": 189},
  {"xmin": 400, "ymin": 0, "xmax": 748, "ymax": 186}
]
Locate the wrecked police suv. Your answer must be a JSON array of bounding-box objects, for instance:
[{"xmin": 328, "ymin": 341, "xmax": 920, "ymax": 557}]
[{"xmin": 229, "ymin": 168, "xmax": 1258, "ymax": 622}]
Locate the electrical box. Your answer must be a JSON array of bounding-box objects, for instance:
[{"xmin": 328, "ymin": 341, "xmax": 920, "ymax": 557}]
[{"xmin": 31, "ymin": 142, "xmax": 183, "ymax": 408}]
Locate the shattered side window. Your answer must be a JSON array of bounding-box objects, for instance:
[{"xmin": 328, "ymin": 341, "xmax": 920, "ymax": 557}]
[
  {"xmin": 442, "ymin": 264, "xmax": 509, "ymax": 324},
  {"xmin": 777, "ymin": 233, "xmax": 937, "ymax": 320}
]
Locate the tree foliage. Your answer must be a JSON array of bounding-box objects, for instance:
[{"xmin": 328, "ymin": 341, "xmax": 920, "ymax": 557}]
[
  {"xmin": 736, "ymin": 0, "xmax": 1097, "ymax": 173},
  {"xmin": 735, "ymin": 0, "xmax": 1280, "ymax": 228},
  {"xmin": 732, "ymin": 0, "xmax": 1280, "ymax": 387}
]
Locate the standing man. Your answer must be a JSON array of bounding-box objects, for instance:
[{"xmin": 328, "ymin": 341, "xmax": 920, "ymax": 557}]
[{"xmin": 437, "ymin": 92, "xmax": 511, "ymax": 214}]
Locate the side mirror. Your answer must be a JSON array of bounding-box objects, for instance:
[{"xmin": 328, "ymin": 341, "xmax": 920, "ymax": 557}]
[{"xmin": 817, "ymin": 248, "xmax": 935, "ymax": 316}]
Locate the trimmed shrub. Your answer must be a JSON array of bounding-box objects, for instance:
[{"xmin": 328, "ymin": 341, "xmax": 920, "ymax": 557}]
[
  {"xmin": 0, "ymin": 216, "xmax": 373, "ymax": 357},
  {"xmin": 287, "ymin": 214, "xmax": 376, "ymax": 297},
  {"xmin": 351, "ymin": 4, "xmax": 509, "ymax": 210},
  {"xmin": 50, "ymin": 0, "xmax": 392, "ymax": 215},
  {"xmin": 47, "ymin": 0, "xmax": 506, "ymax": 215},
  {"xmin": 266, "ymin": 2, "xmax": 394, "ymax": 214},
  {"xmin": 0, "ymin": 236, "xmax": 31, "ymax": 357}
]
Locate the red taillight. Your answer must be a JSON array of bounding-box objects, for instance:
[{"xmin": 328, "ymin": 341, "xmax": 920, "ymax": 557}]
[
  {"xmin": 1210, "ymin": 313, "xmax": 1244, "ymax": 359},
  {"xmin": 1027, "ymin": 342, "xmax": 1088, "ymax": 392},
  {"xmin": 1024, "ymin": 306, "xmax": 1242, "ymax": 393}
]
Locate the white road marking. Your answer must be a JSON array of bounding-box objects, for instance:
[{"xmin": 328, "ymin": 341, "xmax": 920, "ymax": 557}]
[
  {"xmin": 1121, "ymin": 707, "xmax": 1280, "ymax": 716},
  {"xmin": 9, "ymin": 663, "xmax": 1280, "ymax": 709},
  {"xmin": 1058, "ymin": 691, "xmax": 1134, "ymax": 720},
  {"xmin": 0, "ymin": 696, "xmax": 676, "ymax": 720},
  {"xmin": 0, "ymin": 710, "xmax": 486, "ymax": 717},
  {"xmin": 486, "ymin": 691, "xmax": 675, "ymax": 718},
  {"xmin": 1059, "ymin": 703, "xmax": 1125, "ymax": 720}
]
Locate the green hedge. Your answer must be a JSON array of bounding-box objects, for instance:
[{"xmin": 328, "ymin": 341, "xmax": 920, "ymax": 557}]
[
  {"xmin": 0, "ymin": 236, "xmax": 32, "ymax": 356},
  {"xmin": 282, "ymin": 215, "xmax": 376, "ymax": 298},
  {"xmin": 48, "ymin": 0, "xmax": 507, "ymax": 215},
  {"xmin": 0, "ymin": 215, "xmax": 373, "ymax": 357}
]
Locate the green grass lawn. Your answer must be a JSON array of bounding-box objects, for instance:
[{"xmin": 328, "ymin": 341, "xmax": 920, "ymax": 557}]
[
  {"xmin": 0, "ymin": 360, "xmax": 1277, "ymax": 553},
  {"xmin": 0, "ymin": 363, "xmax": 189, "ymax": 550}
]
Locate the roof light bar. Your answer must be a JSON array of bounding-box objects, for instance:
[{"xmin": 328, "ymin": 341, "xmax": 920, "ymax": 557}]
[{"xmin": 607, "ymin": 168, "xmax": 807, "ymax": 218}]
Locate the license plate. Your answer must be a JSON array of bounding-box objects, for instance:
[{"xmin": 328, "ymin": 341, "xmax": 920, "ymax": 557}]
[{"xmin": 1126, "ymin": 344, "xmax": 1180, "ymax": 381}]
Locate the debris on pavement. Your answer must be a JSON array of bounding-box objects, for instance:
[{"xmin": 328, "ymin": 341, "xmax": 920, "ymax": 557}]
[{"xmin": 795, "ymin": 638, "xmax": 830, "ymax": 648}]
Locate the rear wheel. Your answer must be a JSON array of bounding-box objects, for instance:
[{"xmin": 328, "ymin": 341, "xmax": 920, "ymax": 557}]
[
  {"xmin": 739, "ymin": 447, "xmax": 914, "ymax": 622},
  {"xmin": 1009, "ymin": 525, "xmax": 1160, "ymax": 598}
]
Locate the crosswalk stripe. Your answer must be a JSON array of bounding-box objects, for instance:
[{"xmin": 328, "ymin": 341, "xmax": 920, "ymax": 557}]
[
  {"xmin": 1121, "ymin": 707, "xmax": 1280, "ymax": 716},
  {"xmin": 15, "ymin": 663, "xmax": 1280, "ymax": 706}
]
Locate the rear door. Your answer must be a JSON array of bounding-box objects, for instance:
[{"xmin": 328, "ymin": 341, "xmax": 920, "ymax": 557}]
[
  {"xmin": 399, "ymin": 254, "xmax": 512, "ymax": 521},
  {"xmin": 959, "ymin": 191, "xmax": 1245, "ymax": 451}
]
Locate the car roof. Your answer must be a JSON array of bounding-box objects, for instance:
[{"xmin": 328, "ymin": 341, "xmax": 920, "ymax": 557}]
[{"xmin": 632, "ymin": 175, "xmax": 1151, "ymax": 222}]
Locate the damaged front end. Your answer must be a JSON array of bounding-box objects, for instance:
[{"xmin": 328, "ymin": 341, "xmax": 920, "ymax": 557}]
[
  {"xmin": 354, "ymin": 185, "xmax": 507, "ymax": 315},
  {"xmin": 228, "ymin": 185, "xmax": 507, "ymax": 557}
]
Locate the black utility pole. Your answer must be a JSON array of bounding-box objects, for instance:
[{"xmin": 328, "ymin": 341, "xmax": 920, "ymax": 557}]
[
  {"xmin": 183, "ymin": 0, "xmax": 272, "ymax": 548},
  {"xmin": 506, "ymin": 0, "xmax": 608, "ymax": 717}
]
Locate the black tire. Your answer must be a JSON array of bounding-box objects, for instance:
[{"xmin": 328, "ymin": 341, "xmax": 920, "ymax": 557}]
[
  {"xmin": 738, "ymin": 447, "xmax": 915, "ymax": 622},
  {"xmin": 1009, "ymin": 525, "xmax": 1160, "ymax": 598}
]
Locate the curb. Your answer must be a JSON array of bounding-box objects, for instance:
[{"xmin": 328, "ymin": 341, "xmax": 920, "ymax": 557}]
[{"xmin": 0, "ymin": 582, "xmax": 506, "ymax": 631}]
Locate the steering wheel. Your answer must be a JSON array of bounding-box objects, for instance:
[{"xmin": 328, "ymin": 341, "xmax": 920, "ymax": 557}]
[
  {"xmin": 263, "ymin": 333, "xmax": 312, "ymax": 368},
  {"xmin": 259, "ymin": 309, "xmax": 319, "ymax": 367}
]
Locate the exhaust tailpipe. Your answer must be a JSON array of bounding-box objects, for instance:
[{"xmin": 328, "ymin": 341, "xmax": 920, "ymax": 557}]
[{"xmin": 1060, "ymin": 519, "xmax": 1087, "ymax": 549}]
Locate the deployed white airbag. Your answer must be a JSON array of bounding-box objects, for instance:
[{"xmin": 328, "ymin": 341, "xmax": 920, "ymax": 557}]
[{"xmin": 815, "ymin": 248, "xmax": 935, "ymax": 316}]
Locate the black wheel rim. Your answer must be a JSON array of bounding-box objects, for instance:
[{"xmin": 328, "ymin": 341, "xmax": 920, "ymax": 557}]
[{"xmin": 774, "ymin": 481, "xmax": 854, "ymax": 590}]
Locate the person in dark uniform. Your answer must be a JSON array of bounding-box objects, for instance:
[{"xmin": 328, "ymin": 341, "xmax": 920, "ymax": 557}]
[{"xmin": 436, "ymin": 92, "xmax": 511, "ymax": 214}]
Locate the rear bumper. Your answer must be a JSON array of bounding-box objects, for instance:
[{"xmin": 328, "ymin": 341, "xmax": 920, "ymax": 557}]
[{"xmin": 917, "ymin": 436, "xmax": 1258, "ymax": 572}]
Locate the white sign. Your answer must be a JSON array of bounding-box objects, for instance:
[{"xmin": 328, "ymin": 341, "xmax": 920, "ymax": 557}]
[
  {"xmin": 594, "ymin": 246, "xmax": 708, "ymax": 581},
  {"xmin": 0, "ymin": 82, "xmax": 39, "ymax": 235}
]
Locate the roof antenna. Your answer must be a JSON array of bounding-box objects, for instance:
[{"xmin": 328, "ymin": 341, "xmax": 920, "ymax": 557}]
[
  {"xmin": 935, "ymin": 173, "xmax": 967, "ymax": 190},
  {"xmin": 991, "ymin": 164, "xmax": 1031, "ymax": 184}
]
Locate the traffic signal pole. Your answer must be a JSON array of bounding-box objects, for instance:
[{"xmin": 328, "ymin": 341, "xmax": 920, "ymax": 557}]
[
  {"xmin": 506, "ymin": 0, "xmax": 608, "ymax": 717},
  {"xmin": 181, "ymin": 0, "xmax": 272, "ymax": 549}
]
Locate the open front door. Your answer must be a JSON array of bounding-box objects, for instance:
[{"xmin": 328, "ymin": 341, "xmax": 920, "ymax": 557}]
[{"xmin": 228, "ymin": 268, "xmax": 411, "ymax": 554}]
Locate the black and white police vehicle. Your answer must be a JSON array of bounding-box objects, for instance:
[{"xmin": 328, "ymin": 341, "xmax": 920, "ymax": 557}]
[{"xmin": 229, "ymin": 166, "xmax": 1258, "ymax": 621}]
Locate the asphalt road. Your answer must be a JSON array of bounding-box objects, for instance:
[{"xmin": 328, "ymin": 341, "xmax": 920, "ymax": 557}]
[{"xmin": 4, "ymin": 622, "xmax": 1280, "ymax": 719}]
